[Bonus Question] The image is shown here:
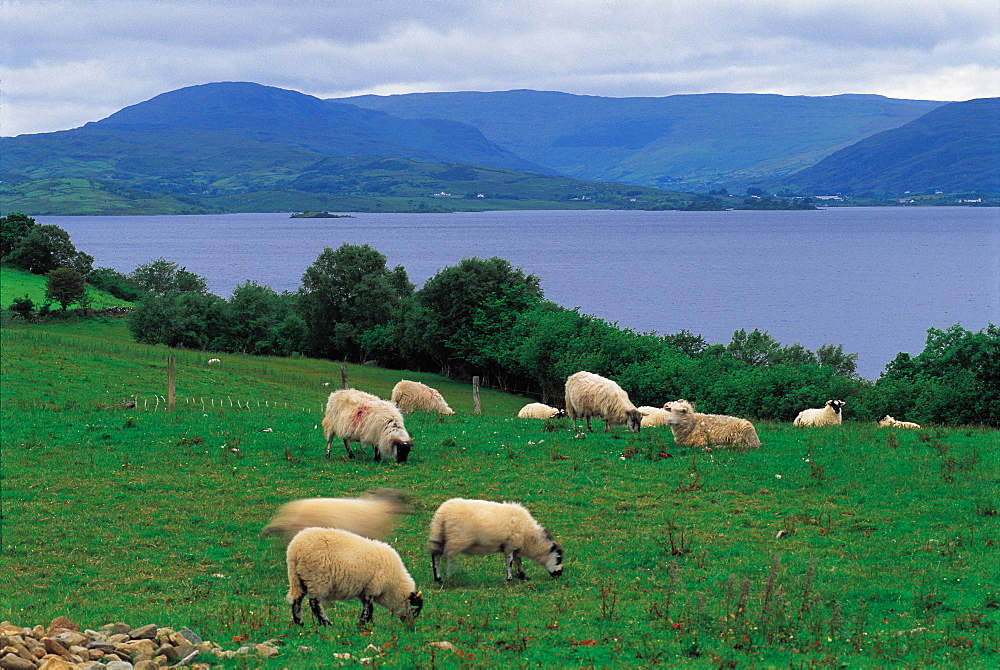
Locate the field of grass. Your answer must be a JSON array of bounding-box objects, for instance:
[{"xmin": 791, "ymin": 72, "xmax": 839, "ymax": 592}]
[
  {"xmin": 2, "ymin": 319, "xmax": 998, "ymax": 667},
  {"xmin": 1, "ymin": 266, "xmax": 135, "ymax": 311}
]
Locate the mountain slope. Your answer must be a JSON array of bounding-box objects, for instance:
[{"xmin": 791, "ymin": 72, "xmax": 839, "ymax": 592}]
[
  {"xmin": 1, "ymin": 82, "xmax": 552, "ymax": 179},
  {"xmin": 779, "ymin": 97, "xmax": 1000, "ymax": 195},
  {"xmin": 338, "ymin": 90, "xmax": 945, "ymax": 190}
]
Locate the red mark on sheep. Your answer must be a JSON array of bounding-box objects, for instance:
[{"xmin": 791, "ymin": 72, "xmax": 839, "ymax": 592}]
[{"xmin": 350, "ymin": 405, "xmax": 372, "ymax": 428}]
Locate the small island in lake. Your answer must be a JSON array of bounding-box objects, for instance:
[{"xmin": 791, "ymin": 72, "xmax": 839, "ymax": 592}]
[{"xmin": 290, "ymin": 211, "xmax": 355, "ymax": 218}]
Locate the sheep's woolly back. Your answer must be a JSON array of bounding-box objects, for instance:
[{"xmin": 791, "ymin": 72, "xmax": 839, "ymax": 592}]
[
  {"xmin": 322, "ymin": 389, "xmax": 412, "ymax": 459},
  {"xmin": 664, "ymin": 400, "xmax": 761, "ymax": 449},
  {"xmin": 428, "ymin": 498, "xmax": 555, "ymax": 564},
  {"xmin": 794, "ymin": 400, "xmax": 845, "ymax": 427},
  {"xmin": 517, "ymin": 403, "xmax": 562, "ymax": 419},
  {"xmin": 262, "ymin": 489, "xmax": 410, "ymax": 541},
  {"xmin": 564, "ymin": 371, "xmax": 641, "ymax": 429},
  {"xmin": 286, "ymin": 528, "xmax": 416, "ymax": 616},
  {"xmin": 391, "ymin": 380, "xmax": 454, "ymax": 415},
  {"xmin": 878, "ymin": 415, "xmax": 921, "ymax": 429},
  {"xmin": 637, "ymin": 406, "xmax": 670, "ymax": 427}
]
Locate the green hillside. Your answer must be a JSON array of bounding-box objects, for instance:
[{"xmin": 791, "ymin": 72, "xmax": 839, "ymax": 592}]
[
  {"xmin": 1, "ymin": 266, "xmax": 134, "ymax": 310},
  {"xmin": 341, "ymin": 90, "xmax": 945, "ymax": 190},
  {"xmin": 779, "ymin": 97, "xmax": 1000, "ymax": 196},
  {"xmin": 2, "ymin": 318, "xmax": 998, "ymax": 667}
]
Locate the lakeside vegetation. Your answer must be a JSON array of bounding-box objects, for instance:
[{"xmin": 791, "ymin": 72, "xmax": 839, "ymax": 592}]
[{"xmin": 2, "ymin": 317, "xmax": 998, "ymax": 667}]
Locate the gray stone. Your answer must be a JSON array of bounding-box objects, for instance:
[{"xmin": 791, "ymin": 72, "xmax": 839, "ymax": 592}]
[
  {"xmin": 154, "ymin": 644, "xmax": 177, "ymax": 662},
  {"xmin": 0, "ymin": 652, "xmax": 37, "ymax": 670},
  {"xmin": 176, "ymin": 628, "xmax": 201, "ymax": 646},
  {"xmin": 105, "ymin": 662, "xmax": 133, "ymax": 670},
  {"xmin": 85, "ymin": 643, "xmax": 116, "ymax": 653},
  {"xmin": 109, "ymin": 624, "xmax": 130, "ymax": 637},
  {"xmin": 127, "ymin": 626, "xmax": 156, "ymax": 641}
]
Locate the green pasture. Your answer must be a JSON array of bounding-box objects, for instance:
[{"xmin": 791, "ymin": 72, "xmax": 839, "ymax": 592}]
[
  {"xmin": 2, "ymin": 320, "xmax": 998, "ymax": 667},
  {"xmin": 1, "ymin": 266, "xmax": 134, "ymax": 310}
]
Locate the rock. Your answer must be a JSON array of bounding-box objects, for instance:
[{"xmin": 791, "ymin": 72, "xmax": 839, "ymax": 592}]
[
  {"xmin": 0, "ymin": 652, "xmax": 37, "ymax": 670},
  {"xmin": 176, "ymin": 628, "xmax": 201, "ymax": 646},
  {"xmin": 52, "ymin": 632, "xmax": 88, "ymax": 650},
  {"xmin": 84, "ymin": 643, "xmax": 115, "ymax": 654},
  {"xmin": 105, "ymin": 662, "xmax": 134, "ymax": 670},
  {"xmin": 80, "ymin": 663, "xmax": 107, "ymax": 670},
  {"xmin": 109, "ymin": 625, "xmax": 130, "ymax": 637},
  {"xmin": 0, "ymin": 626, "xmax": 29, "ymax": 638},
  {"xmin": 134, "ymin": 662, "xmax": 158, "ymax": 670},
  {"xmin": 44, "ymin": 619, "xmax": 78, "ymax": 638},
  {"xmin": 41, "ymin": 640, "xmax": 71, "ymax": 660},
  {"xmin": 153, "ymin": 644, "xmax": 177, "ymax": 662},
  {"xmin": 254, "ymin": 644, "xmax": 279, "ymax": 659},
  {"xmin": 105, "ymin": 636, "xmax": 129, "ymax": 645},
  {"xmin": 118, "ymin": 640, "xmax": 156, "ymax": 658},
  {"xmin": 37, "ymin": 658, "xmax": 75, "ymax": 670},
  {"xmin": 127, "ymin": 626, "xmax": 156, "ymax": 641}
]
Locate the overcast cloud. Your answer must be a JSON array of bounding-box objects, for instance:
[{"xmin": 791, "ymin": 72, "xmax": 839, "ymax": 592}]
[{"xmin": 2, "ymin": 0, "xmax": 998, "ymax": 137}]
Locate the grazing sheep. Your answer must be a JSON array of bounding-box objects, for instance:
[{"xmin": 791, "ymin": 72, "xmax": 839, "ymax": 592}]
[
  {"xmin": 637, "ymin": 406, "xmax": 671, "ymax": 427},
  {"xmin": 664, "ymin": 399, "xmax": 761, "ymax": 449},
  {"xmin": 428, "ymin": 498, "xmax": 563, "ymax": 583},
  {"xmin": 322, "ymin": 388, "xmax": 414, "ymax": 463},
  {"xmin": 564, "ymin": 371, "xmax": 645, "ymax": 433},
  {"xmin": 207, "ymin": 358, "xmax": 221, "ymax": 365},
  {"xmin": 390, "ymin": 380, "xmax": 455, "ymax": 415},
  {"xmin": 517, "ymin": 403, "xmax": 565, "ymax": 420},
  {"xmin": 793, "ymin": 399, "xmax": 846, "ymax": 427},
  {"xmin": 261, "ymin": 488, "xmax": 411, "ymax": 542},
  {"xmin": 878, "ymin": 415, "xmax": 921, "ymax": 429},
  {"xmin": 286, "ymin": 528, "xmax": 423, "ymax": 627}
]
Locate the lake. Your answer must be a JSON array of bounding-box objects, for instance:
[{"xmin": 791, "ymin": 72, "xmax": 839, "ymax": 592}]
[{"xmin": 42, "ymin": 207, "xmax": 999, "ymax": 380}]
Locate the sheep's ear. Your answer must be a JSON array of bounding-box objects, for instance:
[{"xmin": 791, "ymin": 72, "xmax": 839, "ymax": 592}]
[{"xmin": 415, "ymin": 590, "xmax": 422, "ymax": 598}]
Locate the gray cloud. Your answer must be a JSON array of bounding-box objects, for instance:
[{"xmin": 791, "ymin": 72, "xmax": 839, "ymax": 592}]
[{"xmin": 2, "ymin": 0, "xmax": 998, "ymax": 136}]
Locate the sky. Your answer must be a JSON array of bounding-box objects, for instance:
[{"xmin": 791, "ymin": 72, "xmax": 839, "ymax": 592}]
[{"xmin": 2, "ymin": 0, "xmax": 999, "ymax": 137}]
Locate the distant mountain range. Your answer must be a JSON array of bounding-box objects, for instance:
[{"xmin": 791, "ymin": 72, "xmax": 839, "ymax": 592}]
[{"xmin": 2, "ymin": 82, "xmax": 996, "ymax": 216}]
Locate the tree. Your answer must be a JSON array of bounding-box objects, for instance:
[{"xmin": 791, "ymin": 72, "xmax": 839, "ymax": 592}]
[
  {"xmin": 412, "ymin": 257, "xmax": 542, "ymax": 376},
  {"xmin": 127, "ymin": 292, "xmax": 229, "ymax": 349},
  {"xmin": 8, "ymin": 295, "xmax": 34, "ymax": 318},
  {"xmin": 5, "ymin": 224, "xmax": 93, "ymax": 275},
  {"xmin": 88, "ymin": 267, "xmax": 142, "ymax": 302},
  {"xmin": 0, "ymin": 212, "xmax": 36, "ymax": 258},
  {"xmin": 128, "ymin": 258, "xmax": 209, "ymax": 297},
  {"xmin": 298, "ymin": 244, "xmax": 413, "ymax": 361},
  {"xmin": 45, "ymin": 267, "xmax": 88, "ymax": 310},
  {"xmin": 222, "ymin": 281, "xmax": 304, "ymax": 356}
]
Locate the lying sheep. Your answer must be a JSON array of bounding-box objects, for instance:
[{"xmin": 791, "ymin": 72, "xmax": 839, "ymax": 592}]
[
  {"xmin": 794, "ymin": 399, "xmax": 846, "ymax": 427},
  {"xmin": 391, "ymin": 380, "xmax": 455, "ymax": 415},
  {"xmin": 261, "ymin": 488, "xmax": 411, "ymax": 542},
  {"xmin": 286, "ymin": 527, "xmax": 423, "ymax": 627},
  {"xmin": 322, "ymin": 388, "xmax": 414, "ymax": 463},
  {"xmin": 878, "ymin": 415, "xmax": 921, "ymax": 429},
  {"xmin": 564, "ymin": 371, "xmax": 645, "ymax": 433},
  {"xmin": 637, "ymin": 406, "xmax": 671, "ymax": 427},
  {"xmin": 428, "ymin": 498, "xmax": 563, "ymax": 583},
  {"xmin": 517, "ymin": 402, "xmax": 566, "ymax": 419},
  {"xmin": 664, "ymin": 399, "xmax": 761, "ymax": 449}
]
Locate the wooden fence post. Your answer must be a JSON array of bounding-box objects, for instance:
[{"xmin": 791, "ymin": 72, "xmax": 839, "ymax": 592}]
[
  {"xmin": 472, "ymin": 376, "xmax": 482, "ymax": 415},
  {"xmin": 167, "ymin": 355, "xmax": 176, "ymax": 411},
  {"xmin": 341, "ymin": 363, "xmax": 349, "ymax": 389}
]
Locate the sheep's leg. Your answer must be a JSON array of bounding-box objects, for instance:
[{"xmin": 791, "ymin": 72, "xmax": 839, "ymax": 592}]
[
  {"xmin": 358, "ymin": 595, "xmax": 375, "ymax": 626},
  {"xmin": 290, "ymin": 595, "xmax": 305, "ymax": 626},
  {"xmin": 585, "ymin": 416, "xmax": 593, "ymax": 432},
  {"xmin": 431, "ymin": 552, "xmax": 443, "ymax": 583},
  {"xmin": 372, "ymin": 445, "xmax": 382, "ymax": 462},
  {"xmin": 511, "ymin": 552, "xmax": 528, "ymax": 580},
  {"xmin": 325, "ymin": 436, "xmax": 334, "ymax": 460},
  {"xmin": 343, "ymin": 439, "xmax": 355, "ymax": 459},
  {"xmin": 309, "ymin": 597, "xmax": 331, "ymax": 626}
]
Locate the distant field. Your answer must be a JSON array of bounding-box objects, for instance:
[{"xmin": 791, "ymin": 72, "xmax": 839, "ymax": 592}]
[
  {"xmin": 1, "ymin": 266, "xmax": 134, "ymax": 310},
  {"xmin": 2, "ymin": 319, "xmax": 998, "ymax": 667}
]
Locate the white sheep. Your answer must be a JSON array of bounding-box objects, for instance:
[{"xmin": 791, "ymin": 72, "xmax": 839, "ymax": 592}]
[
  {"xmin": 878, "ymin": 415, "xmax": 921, "ymax": 429},
  {"xmin": 516, "ymin": 403, "xmax": 565, "ymax": 420},
  {"xmin": 427, "ymin": 498, "xmax": 563, "ymax": 583},
  {"xmin": 637, "ymin": 406, "xmax": 671, "ymax": 427},
  {"xmin": 390, "ymin": 380, "xmax": 455, "ymax": 415},
  {"xmin": 793, "ymin": 399, "xmax": 846, "ymax": 427},
  {"xmin": 322, "ymin": 388, "xmax": 414, "ymax": 463},
  {"xmin": 285, "ymin": 527, "xmax": 423, "ymax": 627},
  {"xmin": 207, "ymin": 358, "xmax": 221, "ymax": 365},
  {"xmin": 664, "ymin": 399, "xmax": 762, "ymax": 449},
  {"xmin": 261, "ymin": 488, "xmax": 411, "ymax": 542},
  {"xmin": 564, "ymin": 371, "xmax": 645, "ymax": 433}
]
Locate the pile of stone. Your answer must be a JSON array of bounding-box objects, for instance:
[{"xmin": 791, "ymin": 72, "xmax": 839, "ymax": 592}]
[{"xmin": 0, "ymin": 617, "xmax": 283, "ymax": 670}]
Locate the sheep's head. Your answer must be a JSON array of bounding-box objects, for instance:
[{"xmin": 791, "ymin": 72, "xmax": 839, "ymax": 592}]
[
  {"xmin": 625, "ymin": 408, "xmax": 644, "ymax": 433},
  {"xmin": 665, "ymin": 400, "xmax": 695, "ymax": 426},
  {"xmin": 545, "ymin": 540, "xmax": 564, "ymax": 578},
  {"xmin": 400, "ymin": 591, "xmax": 423, "ymax": 621},
  {"xmin": 392, "ymin": 438, "xmax": 414, "ymax": 463},
  {"xmin": 828, "ymin": 399, "xmax": 846, "ymax": 413}
]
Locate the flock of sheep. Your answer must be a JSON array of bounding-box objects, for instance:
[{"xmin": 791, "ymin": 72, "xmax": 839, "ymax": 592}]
[{"xmin": 267, "ymin": 372, "xmax": 918, "ymax": 627}]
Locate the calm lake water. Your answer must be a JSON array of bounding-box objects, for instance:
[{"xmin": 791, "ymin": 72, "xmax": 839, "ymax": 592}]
[{"xmin": 44, "ymin": 207, "xmax": 999, "ymax": 380}]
